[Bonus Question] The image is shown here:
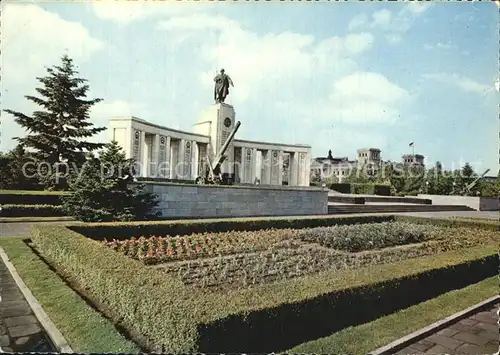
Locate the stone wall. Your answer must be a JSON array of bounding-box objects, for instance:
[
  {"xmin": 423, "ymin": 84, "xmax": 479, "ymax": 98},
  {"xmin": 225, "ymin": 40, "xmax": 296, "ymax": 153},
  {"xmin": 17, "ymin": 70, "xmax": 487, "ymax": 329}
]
[
  {"xmin": 140, "ymin": 182, "xmax": 328, "ymax": 218},
  {"xmin": 418, "ymin": 194, "xmax": 499, "ymax": 211}
]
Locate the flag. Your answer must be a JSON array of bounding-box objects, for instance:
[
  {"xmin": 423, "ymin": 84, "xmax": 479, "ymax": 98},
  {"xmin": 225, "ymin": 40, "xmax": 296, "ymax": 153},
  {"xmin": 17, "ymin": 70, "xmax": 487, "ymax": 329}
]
[{"xmin": 409, "ymin": 142, "xmax": 414, "ymax": 147}]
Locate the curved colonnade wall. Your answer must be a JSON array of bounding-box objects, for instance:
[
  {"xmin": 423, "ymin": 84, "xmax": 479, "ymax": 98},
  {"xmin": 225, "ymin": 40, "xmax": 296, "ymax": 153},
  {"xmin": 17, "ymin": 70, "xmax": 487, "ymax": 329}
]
[{"xmin": 109, "ymin": 115, "xmax": 311, "ymax": 187}]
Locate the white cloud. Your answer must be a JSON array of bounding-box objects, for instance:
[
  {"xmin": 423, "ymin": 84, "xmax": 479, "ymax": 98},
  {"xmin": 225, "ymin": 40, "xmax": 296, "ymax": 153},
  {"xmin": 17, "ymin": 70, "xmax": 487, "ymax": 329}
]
[
  {"xmin": 2, "ymin": 3, "xmax": 104, "ymax": 86},
  {"xmin": 275, "ymin": 71, "xmax": 410, "ymax": 125},
  {"xmin": 88, "ymin": 100, "xmax": 141, "ymax": 145},
  {"xmin": 92, "ymin": 1, "xmax": 213, "ymax": 24},
  {"xmin": 372, "ymin": 9, "xmax": 392, "ymax": 28},
  {"xmin": 326, "ymin": 71, "xmax": 409, "ymax": 123},
  {"xmin": 91, "ymin": 100, "xmax": 137, "ymax": 120},
  {"xmin": 159, "ymin": 14, "xmax": 374, "ymax": 106},
  {"xmin": 436, "ymin": 42, "xmax": 455, "ymax": 49},
  {"xmin": 349, "ymin": 3, "xmax": 432, "ymax": 44},
  {"xmin": 406, "ymin": 1, "xmax": 433, "ymax": 14},
  {"xmin": 423, "ymin": 73, "xmax": 490, "ymax": 94},
  {"xmin": 348, "ymin": 13, "xmax": 368, "ymax": 31},
  {"xmin": 386, "ymin": 34, "xmax": 403, "ymax": 44}
]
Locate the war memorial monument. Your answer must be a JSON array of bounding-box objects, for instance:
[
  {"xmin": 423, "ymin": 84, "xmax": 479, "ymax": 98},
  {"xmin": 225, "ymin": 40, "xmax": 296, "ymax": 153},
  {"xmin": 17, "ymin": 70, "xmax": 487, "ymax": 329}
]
[
  {"xmin": 108, "ymin": 70, "xmax": 326, "ymax": 219},
  {"xmin": 108, "ymin": 69, "xmax": 311, "ymax": 187}
]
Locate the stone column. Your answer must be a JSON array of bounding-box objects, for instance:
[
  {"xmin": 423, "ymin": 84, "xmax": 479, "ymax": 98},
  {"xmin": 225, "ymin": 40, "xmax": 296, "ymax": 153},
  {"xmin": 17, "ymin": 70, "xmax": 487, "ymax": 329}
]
[
  {"xmin": 152, "ymin": 134, "xmax": 160, "ymax": 177},
  {"xmin": 192, "ymin": 141, "xmax": 199, "ymax": 180},
  {"xmin": 179, "ymin": 139, "xmax": 186, "ymax": 179},
  {"xmin": 141, "ymin": 131, "xmax": 148, "ymax": 177},
  {"xmin": 277, "ymin": 151, "xmax": 284, "ymax": 185},
  {"xmin": 290, "ymin": 152, "xmax": 299, "ymax": 186},
  {"xmin": 166, "ymin": 136, "xmax": 172, "ymax": 179},
  {"xmin": 263, "ymin": 150, "xmax": 272, "ymax": 184},
  {"xmin": 234, "ymin": 147, "xmax": 247, "ymax": 184},
  {"xmin": 304, "ymin": 152, "xmax": 311, "ymax": 186},
  {"xmin": 251, "ymin": 148, "xmax": 257, "ymax": 183}
]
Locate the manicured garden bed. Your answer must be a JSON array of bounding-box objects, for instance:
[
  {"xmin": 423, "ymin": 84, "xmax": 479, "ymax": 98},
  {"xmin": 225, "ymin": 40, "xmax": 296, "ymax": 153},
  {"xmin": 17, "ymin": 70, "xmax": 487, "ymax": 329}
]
[{"xmin": 29, "ymin": 215, "xmax": 499, "ymax": 352}]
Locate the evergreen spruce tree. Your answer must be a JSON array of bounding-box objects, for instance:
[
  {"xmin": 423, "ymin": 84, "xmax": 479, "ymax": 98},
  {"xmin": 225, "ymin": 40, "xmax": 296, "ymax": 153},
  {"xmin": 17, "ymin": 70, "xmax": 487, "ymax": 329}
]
[
  {"xmin": 0, "ymin": 145, "xmax": 39, "ymax": 190},
  {"xmin": 3, "ymin": 55, "xmax": 106, "ymax": 190},
  {"xmin": 62, "ymin": 141, "xmax": 160, "ymax": 222},
  {"xmin": 402, "ymin": 165, "xmax": 425, "ymax": 196}
]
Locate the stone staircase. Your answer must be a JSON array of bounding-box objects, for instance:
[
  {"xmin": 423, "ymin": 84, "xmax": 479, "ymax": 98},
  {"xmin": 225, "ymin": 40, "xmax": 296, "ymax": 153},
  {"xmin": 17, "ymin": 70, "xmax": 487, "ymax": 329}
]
[
  {"xmin": 328, "ymin": 203, "xmax": 475, "ymax": 214},
  {"xmin": 327, "ymin": 191, "xmax": 475, "ymax": 214}
]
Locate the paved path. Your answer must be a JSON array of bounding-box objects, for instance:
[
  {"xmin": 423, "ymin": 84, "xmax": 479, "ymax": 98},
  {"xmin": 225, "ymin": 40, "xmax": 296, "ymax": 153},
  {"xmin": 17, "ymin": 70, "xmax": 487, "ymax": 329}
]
[
  {"xmin": 395, "ymin": 303, "xmax": 499, "ymax": 354},
  {"xmin": 0, "ymin": 258, "xmax": 55, "ymax": 352},
  {"xmin": 0, "ymin": 221, "xmax": 75, "ymax": 238}
]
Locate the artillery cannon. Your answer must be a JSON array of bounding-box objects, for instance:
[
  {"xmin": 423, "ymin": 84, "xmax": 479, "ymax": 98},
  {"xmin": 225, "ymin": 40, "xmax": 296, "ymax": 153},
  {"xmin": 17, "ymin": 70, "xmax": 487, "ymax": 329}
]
[
  {"xmin": 459, "ymin": 168, "xmax": 490, "ymax": 196},
  {"xmin": 195, "ymin": 120, "xmax": 241, "ymax": 185}
]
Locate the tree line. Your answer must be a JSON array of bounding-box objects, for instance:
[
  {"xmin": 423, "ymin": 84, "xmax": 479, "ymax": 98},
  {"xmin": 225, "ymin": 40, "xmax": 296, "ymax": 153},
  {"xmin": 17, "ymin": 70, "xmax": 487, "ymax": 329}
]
[{"xmin": 312, "ymin": 159, "xmax": 498, "ymax": 197}]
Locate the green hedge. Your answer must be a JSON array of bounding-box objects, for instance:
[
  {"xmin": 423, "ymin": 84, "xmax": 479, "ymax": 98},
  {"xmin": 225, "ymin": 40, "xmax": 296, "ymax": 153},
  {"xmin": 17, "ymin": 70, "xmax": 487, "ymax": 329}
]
[
  {"xmin": 329, "ymin": 183, "xmax": 351, "ymax": 193},
  {"xmin": 394, "ymin": 215, "xmax": 500, "ymax": 231},
  {"xmin": 0, "ymin": 193, "xmax": 64, "ymax": 205},
  {"xmin": 70, "ymin": 215, "xmax": 396, "ymax": 241},
  {"xmin": 0, "ymin": 204, "xmax": 66, "ymax": 217},
  {"xmin": 350, "ymin": 183, "xmax": 391, "ymax": 196},
  {"xmin": 0, "ymin": 190, "xmax": 68, "ymax": 205},
  {"xmin": 328, "ymin": 183, "xmax": 391, "ymax": 196},
  {"xmin": 31, "ymin": 220, "xmax": 497, "ymax": 353}
]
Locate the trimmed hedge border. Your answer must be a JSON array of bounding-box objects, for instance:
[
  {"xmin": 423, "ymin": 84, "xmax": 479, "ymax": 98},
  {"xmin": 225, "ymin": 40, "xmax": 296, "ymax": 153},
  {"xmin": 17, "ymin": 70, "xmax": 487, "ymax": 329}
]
[
  {"xmin": 0, "ymin": 204, "xmax": 66, "ymax": 217},
  {"xmin": 0, "ymin": 190, "xmax": 67, "ymax": 205},
  {"xmin": 31, "ymin": 217, "xmax": 498, "ymax": 353},
  {"xmin": 395, "ymin": 215, "xmax": 500, "ymax": 231},
  {"xmin": 69, "ymin": 215, "xmax": 396, "ymax": 241},
  {"xmin": 329, "ymin": 183, "xmax": 391, "ymax": 196},
  {"xmin": 69, "ymin": 214, "xmax": 500, "ymax": 241}
]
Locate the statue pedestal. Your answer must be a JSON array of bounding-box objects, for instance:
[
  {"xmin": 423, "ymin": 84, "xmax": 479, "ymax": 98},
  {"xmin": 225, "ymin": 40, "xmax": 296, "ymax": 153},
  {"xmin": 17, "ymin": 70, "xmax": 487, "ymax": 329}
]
[{"xmin": 193, "ymin": 103, "xmax": 237, "ymax": 176}]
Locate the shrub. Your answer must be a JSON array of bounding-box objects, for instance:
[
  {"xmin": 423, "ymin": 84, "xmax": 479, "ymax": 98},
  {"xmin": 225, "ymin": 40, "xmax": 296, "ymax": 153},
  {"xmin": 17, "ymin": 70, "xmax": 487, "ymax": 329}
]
[
  {"xmin": 0, "ymin": 191, "xmax": 66, "ymax": 205},
  {"xmin": 394, "ymin": 215, "xmax": 500, "ymax": 231},
  {"xmin": 62, "ymin": 141, "xmax": 160, "ymax": 222},
  {"xmin": 70, "ymin": 215, "xmax": 396, "ymax": 241},
  {"xmin": 297, "ymin": 222, "xmax": 439, "ymax": 252},
  {"xmin": 0, "ymin": 204, "xmax": 65, "ymax": 217},
  {"xmin": 350, "ymin": 183, "xmax": 391, "ymax": 196},
  {"xmin": 329, "ymin": 183, "xmax": 351, "ymax": 193}
]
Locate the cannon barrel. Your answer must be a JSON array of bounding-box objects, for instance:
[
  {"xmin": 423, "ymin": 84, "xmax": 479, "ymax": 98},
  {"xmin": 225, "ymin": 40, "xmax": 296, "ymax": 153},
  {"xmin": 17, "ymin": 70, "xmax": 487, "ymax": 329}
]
[
  {"xmin": 212, "ymin": 120, "xmax": 241, "ymax": 168},
  {"xmin": 462, "ymin": 168, "xmax": 490, "ymax": 195},
  {"xmin": 219, "ymin": 120, "xmax": 241, "ymax": 157}
]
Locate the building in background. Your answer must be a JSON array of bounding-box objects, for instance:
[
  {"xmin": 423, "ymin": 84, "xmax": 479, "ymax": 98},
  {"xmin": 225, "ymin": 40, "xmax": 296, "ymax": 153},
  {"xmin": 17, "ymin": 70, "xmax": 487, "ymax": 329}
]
[
  {"xmin": 402, "ymin": 154, "xmax": 425, "ymax": 167},
  {"xmin": 312, "ymin": 148, "xmax": 426, "ymax": 183}
]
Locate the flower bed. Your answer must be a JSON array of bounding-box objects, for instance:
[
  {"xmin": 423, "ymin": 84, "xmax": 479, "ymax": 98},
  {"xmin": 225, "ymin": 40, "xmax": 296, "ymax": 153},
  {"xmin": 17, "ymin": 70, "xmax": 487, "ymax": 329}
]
[
  {"xmin": 157, "ymin": 226, "xmax": 498, "ymax": 289},
  {"xmin": 297, "ymin": 222, "xmax": 440, "ymax": 252},
  {"xmin": 102, "ymin": 229, "xmax": 301, "ymax": 264}
]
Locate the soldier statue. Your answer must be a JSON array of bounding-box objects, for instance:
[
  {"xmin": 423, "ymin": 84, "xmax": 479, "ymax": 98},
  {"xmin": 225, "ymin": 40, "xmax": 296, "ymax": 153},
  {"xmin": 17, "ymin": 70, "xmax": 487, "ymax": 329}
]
[{"xmin": 213, "ymin": 69, "xmax": 234, "ymax": 103}]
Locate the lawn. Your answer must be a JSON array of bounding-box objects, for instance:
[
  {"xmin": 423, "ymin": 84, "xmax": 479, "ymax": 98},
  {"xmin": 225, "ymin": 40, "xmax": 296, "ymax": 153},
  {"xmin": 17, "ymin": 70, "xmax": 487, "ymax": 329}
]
[{"xmin": 21, "ymin": 214, "xmax": 500, "ymax": 352}]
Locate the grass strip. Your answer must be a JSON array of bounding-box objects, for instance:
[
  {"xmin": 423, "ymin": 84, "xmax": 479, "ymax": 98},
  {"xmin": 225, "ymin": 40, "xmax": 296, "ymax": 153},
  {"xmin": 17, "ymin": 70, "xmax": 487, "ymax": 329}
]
[
  {"xmin": 0, "ymin": 216, "xmax": 75, "ymax": 223},
  {"xmin": 287, "ymin": 276, "xmax": 499, "ymax": 354},
  {"xmin": 0, "ymin": 237, "xmax": 140, "ymax": 353},
  {"xmin": 0, "ymin": 190, "xmax": 69, "ymax": 195}
]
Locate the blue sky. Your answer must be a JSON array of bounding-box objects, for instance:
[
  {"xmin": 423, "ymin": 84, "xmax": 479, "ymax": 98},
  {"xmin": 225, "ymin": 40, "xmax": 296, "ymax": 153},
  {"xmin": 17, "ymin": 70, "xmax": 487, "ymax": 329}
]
[{"xmin": 1, "ymin": 1, "xmax": 498, "ymax": 174}]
